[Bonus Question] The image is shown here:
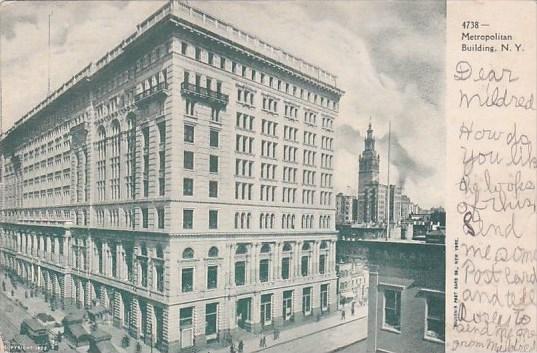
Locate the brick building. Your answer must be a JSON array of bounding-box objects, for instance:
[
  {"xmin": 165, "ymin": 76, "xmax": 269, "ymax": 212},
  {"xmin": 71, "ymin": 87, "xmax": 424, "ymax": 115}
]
[
  {"xmin": 362, "ymin": 240, "xmax": 445, "ymax": 353},
  {"xmin": 0, "ymin": 1, "xmax": 343, "ymax": 352}
]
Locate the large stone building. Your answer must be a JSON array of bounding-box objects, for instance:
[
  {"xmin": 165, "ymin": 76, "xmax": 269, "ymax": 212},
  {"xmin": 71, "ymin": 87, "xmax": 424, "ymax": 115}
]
[
  {"xmin": 0, "ymin": 2, "xmax": 343, "ymax": 352},
  {"xmin": 356, "ymin": 123, "xmax": 401, "ymax": 226}
]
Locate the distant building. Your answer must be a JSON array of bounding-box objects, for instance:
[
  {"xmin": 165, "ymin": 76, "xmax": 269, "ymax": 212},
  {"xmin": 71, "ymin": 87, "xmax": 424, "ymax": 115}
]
[
  {"xmin": 362, "ymin": 239, "xmax": 445, "ymax": 353},
  {"xmin": 336, "ymin": 193, "xmax": 357, "ymax": 225},
  {"xmin": 356, "ymin": 123, "xmax": 401, "ymax": 226},
  {"xmin": 400, "ymin": 194, "xmax": 411, "ymax": 221},
  {"xmin": 336, "ymin": 261, "xmax": 368, "ymax": 306}
]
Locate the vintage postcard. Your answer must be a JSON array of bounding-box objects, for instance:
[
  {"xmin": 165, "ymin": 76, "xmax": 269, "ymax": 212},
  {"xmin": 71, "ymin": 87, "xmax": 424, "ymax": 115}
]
[{"xmin": 0, "ymin": 1, "xmax": 533, "ymax": 353}]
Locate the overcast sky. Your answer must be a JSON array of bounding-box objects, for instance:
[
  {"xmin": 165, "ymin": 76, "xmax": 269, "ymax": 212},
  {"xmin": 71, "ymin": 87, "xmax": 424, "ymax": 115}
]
[{"xmin": 1, "ymin": 0, "xmax": 445, "ymax": 208}]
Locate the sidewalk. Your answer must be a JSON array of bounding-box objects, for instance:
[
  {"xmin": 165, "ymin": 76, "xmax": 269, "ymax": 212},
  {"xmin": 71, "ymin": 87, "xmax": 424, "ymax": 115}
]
[{"xmin": 211, "ymin": 306, "xmax": 367, "ymax": 353}]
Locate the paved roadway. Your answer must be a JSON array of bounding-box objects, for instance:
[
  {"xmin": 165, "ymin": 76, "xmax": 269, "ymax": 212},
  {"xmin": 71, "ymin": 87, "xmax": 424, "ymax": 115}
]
[{"xmin": 332, "ymin": 339, "xmax": 367, "ymax": 353}]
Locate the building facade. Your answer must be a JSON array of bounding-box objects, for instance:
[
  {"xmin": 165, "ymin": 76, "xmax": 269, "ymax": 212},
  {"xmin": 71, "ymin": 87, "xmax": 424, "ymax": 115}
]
[
  {"xmin": 336, "ymin": 261, "xmax": 368, "ymax": 307},
  {"xmin": 363, "ymin": 240, "xmax": 445, "ymax": 353},
  {"xmin": 0, "ymin": 2, "xmax": 343, "ymax": 352},
  {"xmin": 335, "ymin": 193, "xmax": 357, "ymax": 225},
  {"xmin": 356, "ymin": 123, "xmax": 401, "ymax": 226}
]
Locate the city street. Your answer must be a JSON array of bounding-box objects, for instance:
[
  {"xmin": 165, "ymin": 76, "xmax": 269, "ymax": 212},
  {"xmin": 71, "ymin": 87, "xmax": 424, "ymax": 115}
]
[
  {"xmin": 0, "ymin": 288, "xmax": 75, "ymax": 353},
  {"xmin": 333, "ymin": 339, "xmax": 367, "ymax": 353}
]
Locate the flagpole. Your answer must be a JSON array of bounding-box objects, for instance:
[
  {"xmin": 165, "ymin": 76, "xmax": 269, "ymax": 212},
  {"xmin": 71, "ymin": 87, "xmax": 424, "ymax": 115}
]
[
  {"xmin": 48, "ymin": 10, "xmax": 52, "ymax": 96},
  {"xmin": 386, "ymin": 121, "xmax": 391, "ymax": 240}
]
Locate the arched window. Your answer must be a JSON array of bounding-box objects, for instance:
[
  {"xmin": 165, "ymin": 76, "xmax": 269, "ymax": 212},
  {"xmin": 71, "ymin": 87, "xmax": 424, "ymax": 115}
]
[
  {"xmin": 235, "ymin": 244, "xmax": 247, "ymax": 255},
  {"xmin": 302, "ymin": 242, "xmax": 311, "ymax": 251},
  {"xmin": 208, "ymin": 246, "xmax": 219, "ymax": 257},
  {"xmin": 126, "ymin": 114, "xmax": 136, "ymax": 199},
  {"xmin": 260, "ymin": 214, "xmax": 265, "ymax": 229},
  {"xmin": 247, "ymin": 213, "xmax": 251, "ymax": 228},
  {"xmin": 283, "ymin": 242, "xmax": 292, "ymax": 252},
  {"xmin": 96, "ymin": 126, "xmax": 107, "ymax": 201},
  {"xmin": 110, "ymin": 120, "xmax": 121, "ymax": 199},
  {"xmin": 156, "ymin": 245, "xmax": 164, "ymax": 258},
  {"xmin": 260, "ymin": 243, "xmax": 271, "ymax": 253},
  {"xmin": 182, "ymin": 247, "xmax": 194, "ymax": 259},
  {"xmin": 235, "ymin": 213, "xmax": 240, "ymax": 229},
  {"xmin": 141, "ymin": 243, "xmax": 148, "ymax": 256},
  {"xmin": 270, "ymin": 214, "xmax": 275, "ymax": 228}
]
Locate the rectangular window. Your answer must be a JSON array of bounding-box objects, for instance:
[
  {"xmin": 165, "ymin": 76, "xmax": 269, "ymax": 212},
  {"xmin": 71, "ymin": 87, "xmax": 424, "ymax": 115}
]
[
  {"xmin": 181, "ymin": 268, "xmax": 194, "ymax": 292},
  {"xmin": 209, "ymin": 155, "xmax": 219, "ymax": 173},
  {"xmin": 180, "ymin": 307, "xmax": 193, "ymax": 328},
  {"xmin": 425, "ymin": 296, "xmax": 445, "ymax": 342},
  {"xmin": 261, "ymin": 294, "xmax": 272, "ymax": 326},
  {"xmin": 157, "ymin": 208, "xmax": 165, "ymax": 229},
  {"xmin": 319, "ymin": 254, "xmax": 326, "ymax": 274},
  {"xmin": 235, "ymin": 261, "xmax": 246, "ymax": 286},
  {"xmin": 209, "ymin": 181, "xmax": 218, "ymax": 198},
  {"xmin": 209, "ymin": 210, "xmax": 218, "ymax": 229},
  {"xmin": 320, "ymin": 284, "xmax": 329, "ymax": 312},
  {"xmin": 184, "ymin": 151, "xmax": 194, "ymax": 170},
  {"xmin": 205, "ymin": 303, "xmax": 218, "ymax": 336},
  {"xmin": 142, "ymin": 208, "xmax": 149, "ymax": 228},
  {"xmin": 283, "ymin": 290, "xmax": 293, "ymax": 320},
  {"xmin": 183, "ymin": 178, "xmax": 194, "ymax": 196},
  {"xmin": 281, "ymin": 257, "xmax": 290, "ymax": 280},
  {"xmin": 384, "ymin": 289, "xmax": 402, "ymax": 331},
  {"xmin": 183, "ymin": 209, "xmax": 193, "ymax": 229},
  {"xmin": 207, "ymin": 265, "xmax": 218, "ymax": 289},
  {"xmin": 301, "ymin": 256, "xmax": 309, "ymax": 276},
  {"xmin": 302, "ymin": 287, "xmax": 312, "ymax": 316},
  {"xmin": 184, "ymin": 125, "xmax": 195, "ymax": 143},
  {"xmin": 259, "ymin": 259, "xmax": 269, "ymax": 282},
  {"xmin": 210, "ymin": 130, "xmax": 219, "ymax": 147}
]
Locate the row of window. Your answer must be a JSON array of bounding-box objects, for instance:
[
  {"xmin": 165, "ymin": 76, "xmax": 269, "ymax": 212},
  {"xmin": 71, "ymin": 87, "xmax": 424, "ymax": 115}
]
[
  {"xmin": 182, "ymin": 208, "xmax": 333, "ymax": 230},
  {"xmin": 180, "ymin": 248, "xmax": 329, "ymax": 293},
  {"xmin": 180, "ymin": 40, "xmax": 339, "ymax": 111},
  {"xmin": 179, "ymin": 284, "xmax": 329, "ymax": 334}
]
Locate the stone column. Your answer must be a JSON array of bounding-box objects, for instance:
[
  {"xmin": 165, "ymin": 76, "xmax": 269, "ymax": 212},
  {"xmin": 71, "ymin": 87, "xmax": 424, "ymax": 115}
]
[
  {"xmin": 295, "ymin": 241, "xmax": 303, "ymax": 277},
  {"xmin": 130, "ymin": 296, "xmax": 140, "ymax": 338},
  {"xmin": 113, "ymin": 291, "xmax": 123, "ymax": 328},
  {"xmin": 117, "ymin": 243, "xmax": 124, "ymax": 280},
  {"xmin": 251, "ymin": 243, "xmax": 259, "ymax": 284},
  {"xmin": 227, "ymin": 243, "xmax": 234, "ymax": 286}
]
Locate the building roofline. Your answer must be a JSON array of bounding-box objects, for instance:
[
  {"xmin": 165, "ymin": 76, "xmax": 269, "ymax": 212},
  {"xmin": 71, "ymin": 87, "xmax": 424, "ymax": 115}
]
[
  {"xmin": 5, "ymin": 0, "xmax": 343, "ymax": 141},
  {"xmin": 351, "ymin": 238, "xmax": 446, "ymax": 248}
]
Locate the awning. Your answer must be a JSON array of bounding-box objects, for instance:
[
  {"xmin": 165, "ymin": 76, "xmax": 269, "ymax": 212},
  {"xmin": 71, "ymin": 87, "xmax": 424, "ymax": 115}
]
[{"xmin": 67, "ymin": 324, "xmax": 89, "ymax": 340}]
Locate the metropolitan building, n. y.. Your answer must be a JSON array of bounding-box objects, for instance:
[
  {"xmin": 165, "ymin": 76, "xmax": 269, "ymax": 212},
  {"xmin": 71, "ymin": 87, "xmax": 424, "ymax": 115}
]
[{"xmin": 0, "ymin": 1, "xmax": 343, "ymax": 352}]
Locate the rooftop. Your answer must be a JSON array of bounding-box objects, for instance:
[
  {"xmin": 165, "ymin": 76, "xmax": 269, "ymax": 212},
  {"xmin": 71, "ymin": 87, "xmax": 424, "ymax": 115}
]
[
  {"xmin": 5, "ymin": 0, "xmax": 340, "ymax": 140},
  {"xmin": 354, "ymin": 238, "xmax": 445, "ymax": 248}
]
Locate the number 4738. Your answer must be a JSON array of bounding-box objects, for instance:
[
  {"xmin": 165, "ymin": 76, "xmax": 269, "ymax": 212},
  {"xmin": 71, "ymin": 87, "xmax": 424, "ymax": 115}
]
[{"xmin": 462, "ymin": 21, "xmax": 479, "ymax": 29}]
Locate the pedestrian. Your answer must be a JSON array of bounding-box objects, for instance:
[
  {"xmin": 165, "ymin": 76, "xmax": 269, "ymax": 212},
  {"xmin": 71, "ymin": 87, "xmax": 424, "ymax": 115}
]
[
  {"xmin": 263, "ymin": 335, "xmax": 267, "ymax": 347},
  {"xmin": 273, "ymin": 328, "xmax": 279, "ymax": 340},
  {"xmin": 238, "ymin": 340, "xmax": 244, "ymax": 353},
  {"xmin": 341, "ymin": 309, "xmax": 346, "ymax": 320},
  {"xmin": 259, "ymin": 336, "xmax": 264, "ymax": 348},
  {"xmin": 351, "ymin": 305, "xmax": 355, "ymax": 316},
  {"xmin": 230, "ymin": 343, "xmax": 235, "ymax": 353}
]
